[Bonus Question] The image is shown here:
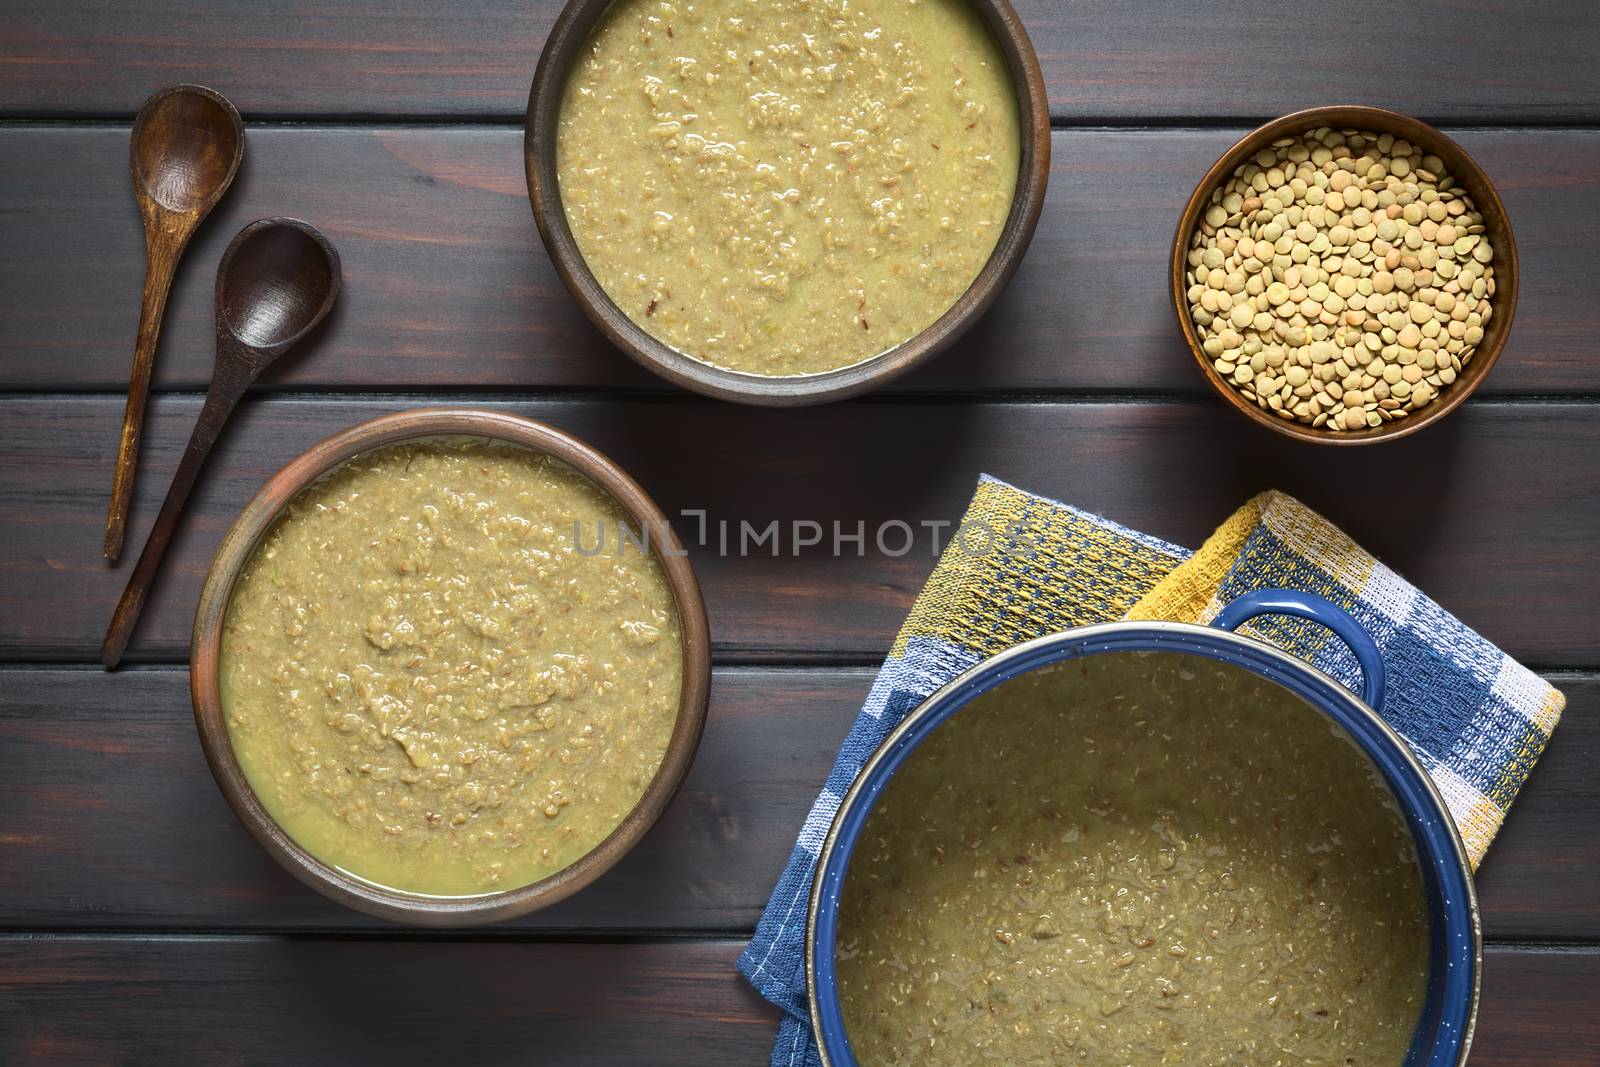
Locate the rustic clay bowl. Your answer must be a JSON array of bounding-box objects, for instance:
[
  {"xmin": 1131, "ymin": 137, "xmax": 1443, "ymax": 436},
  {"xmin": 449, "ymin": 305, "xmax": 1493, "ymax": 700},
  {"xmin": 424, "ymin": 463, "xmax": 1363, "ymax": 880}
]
[
  {"xmin": 191, "ymin": 409, "xmax": 711, "ymax": 926},
  {"xmin": 1172, "ymin": 105, "xmax": 1518, "ymax": 445},
  {"xmin": 525, "ymin": 0, "xmax": 1051, "ymax": 405}
]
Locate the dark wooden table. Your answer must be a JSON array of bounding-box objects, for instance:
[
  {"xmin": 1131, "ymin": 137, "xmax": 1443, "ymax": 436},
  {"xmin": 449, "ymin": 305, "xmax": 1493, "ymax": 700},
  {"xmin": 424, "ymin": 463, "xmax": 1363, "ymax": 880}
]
[{"xmin": 3, "ymin": 3, "xmax": 1598, "ymax": 1064}]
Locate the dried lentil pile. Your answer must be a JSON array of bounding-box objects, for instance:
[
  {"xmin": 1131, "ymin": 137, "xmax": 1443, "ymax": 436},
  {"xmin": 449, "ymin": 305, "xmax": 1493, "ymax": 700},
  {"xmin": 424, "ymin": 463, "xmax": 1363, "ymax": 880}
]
[{"xmin": 1185, "ymin": 127, "xmax": 1497, "ymax": 432}]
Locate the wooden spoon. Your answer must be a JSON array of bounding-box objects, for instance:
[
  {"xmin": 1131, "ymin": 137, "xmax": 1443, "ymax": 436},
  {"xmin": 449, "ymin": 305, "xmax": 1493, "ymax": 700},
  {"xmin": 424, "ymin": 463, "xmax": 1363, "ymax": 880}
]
[
  {"xmin": 105, "ymin": 84, "xmax": 245, "ymax": 562},
  {"xmin": 102, "ymin": 218, "xmax": 342, "ymax": 669}
]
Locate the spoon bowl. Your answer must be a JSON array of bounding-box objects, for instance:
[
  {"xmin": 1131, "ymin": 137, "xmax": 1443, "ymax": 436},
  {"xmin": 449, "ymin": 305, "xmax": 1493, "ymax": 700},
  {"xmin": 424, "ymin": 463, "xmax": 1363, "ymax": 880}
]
[
  {"xmin": 219, "ymin": 220, "xmax": 342, "ymax": 352},
  {"xmin": 133, "ymin": 86, "xmax": 244, "ymax": 214}
]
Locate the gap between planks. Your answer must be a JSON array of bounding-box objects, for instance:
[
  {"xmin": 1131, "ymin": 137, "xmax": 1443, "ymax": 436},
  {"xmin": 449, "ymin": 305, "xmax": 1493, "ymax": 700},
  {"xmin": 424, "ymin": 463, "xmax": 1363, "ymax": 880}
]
[
  {"xmin": 0, "ymin": 932, "xmax": 1595, "ymax": 950},
  {"xmin": 3, "ymin": 663, "xmax": 1597, "ymax": 680},
  {"xmin": 3, "ymin": 389, "xmax": 1600, "ymax": 406},
  {"xmin": 9, "ymin": 115, "xmax": 1600, "ymax": 132}
]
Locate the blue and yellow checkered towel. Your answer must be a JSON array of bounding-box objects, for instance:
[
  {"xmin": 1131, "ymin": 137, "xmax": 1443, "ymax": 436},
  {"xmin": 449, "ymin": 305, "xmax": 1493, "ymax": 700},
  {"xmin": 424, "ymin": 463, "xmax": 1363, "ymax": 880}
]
[{"xmin": 738, "ymin": 476, "xmax": 1565, "ymax": 1067}]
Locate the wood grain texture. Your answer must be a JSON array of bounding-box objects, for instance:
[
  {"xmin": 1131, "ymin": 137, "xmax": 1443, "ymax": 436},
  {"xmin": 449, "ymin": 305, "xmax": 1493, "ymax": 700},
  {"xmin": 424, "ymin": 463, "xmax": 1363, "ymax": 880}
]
[
  {"xmin": 4, "ymin": 0, "xmax": 1599, "ymax": 122},
  {"xmin": 0, "ymin": 937, "xmax": 779, "ymax": 1067},
  {"xmin": 1473, "ymin": 948, "xmax": 1600, "ymax": 1067},
  {"xmin": 3, "ymin": 126, "xmax": 1598, "ymax": 395},
  {"xmin": 0, "ymin": 938, "xmax": 1592, "ymax": 1066},
  {"xmin": 0, "ymin": 667, "xmax": 863, "ymax": 933},
  {"xmin": 2, "ymin": 396, "xmax": 1596, "ymax": 666},
  {"xmin": 0, "ymin": 667, "xmax": 1591, "ymax": 939}
]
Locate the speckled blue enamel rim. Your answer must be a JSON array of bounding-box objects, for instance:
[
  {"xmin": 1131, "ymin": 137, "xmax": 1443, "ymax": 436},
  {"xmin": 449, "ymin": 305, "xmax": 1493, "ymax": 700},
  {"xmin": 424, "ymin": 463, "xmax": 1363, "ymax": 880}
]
[{"xmin": 807, "ymin": 591, "xmax": 1480, "ymax": 1067}]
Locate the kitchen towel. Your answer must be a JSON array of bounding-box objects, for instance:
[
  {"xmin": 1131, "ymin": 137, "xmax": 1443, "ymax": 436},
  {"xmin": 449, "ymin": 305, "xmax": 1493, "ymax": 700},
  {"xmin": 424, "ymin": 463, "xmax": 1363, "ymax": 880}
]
[{"xmin": 738, "ymin": 476, "xmax": 1565, "ymax": 1067}]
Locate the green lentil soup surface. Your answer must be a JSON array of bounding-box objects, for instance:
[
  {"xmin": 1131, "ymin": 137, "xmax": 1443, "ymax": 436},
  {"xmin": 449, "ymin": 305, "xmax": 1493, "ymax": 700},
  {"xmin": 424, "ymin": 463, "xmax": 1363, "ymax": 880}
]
[
  {"xmin": 557, "ymin": 0, "xmax": 1020, "ymax": 376},
  {"xmin": 221, "ymin": 440, "xmax": 683, "ymax": 896},
  {"xmin": 836, "ymin": 652, "xmax": 1430, "ymax": 1065}
]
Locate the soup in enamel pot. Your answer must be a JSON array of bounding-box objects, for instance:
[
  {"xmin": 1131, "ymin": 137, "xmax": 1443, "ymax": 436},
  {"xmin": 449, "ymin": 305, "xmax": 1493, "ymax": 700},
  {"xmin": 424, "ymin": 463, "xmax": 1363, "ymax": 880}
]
[{"xmin": 835, "ymin": 651, "xmax": 1430, "ymax": 1066}]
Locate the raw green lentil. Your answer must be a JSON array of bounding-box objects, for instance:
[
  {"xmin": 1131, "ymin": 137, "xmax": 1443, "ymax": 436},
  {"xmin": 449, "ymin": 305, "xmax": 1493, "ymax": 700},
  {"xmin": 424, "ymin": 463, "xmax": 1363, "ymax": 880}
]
[{"xmin": 1184, "ymin": 127, "xmax": 1497, "ymax": 431}]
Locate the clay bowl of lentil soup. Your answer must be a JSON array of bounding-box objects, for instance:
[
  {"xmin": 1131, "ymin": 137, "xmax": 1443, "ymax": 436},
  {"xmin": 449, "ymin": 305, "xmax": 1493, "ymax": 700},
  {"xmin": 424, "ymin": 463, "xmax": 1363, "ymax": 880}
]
[
  {"xmin": 526, "ymin": 0, "xmax": 1050, "ymax": 405},
  {"xmin": 1173, "ymin": 105, "xmax": 1517, "ymax": 445},
  {"xmin": 808, "ymin": 590, "xmax": 1479, "ymax": 1066},
  {"xmin": 191, "ymin": 409, "xmax": 710, "ymax": 926}
]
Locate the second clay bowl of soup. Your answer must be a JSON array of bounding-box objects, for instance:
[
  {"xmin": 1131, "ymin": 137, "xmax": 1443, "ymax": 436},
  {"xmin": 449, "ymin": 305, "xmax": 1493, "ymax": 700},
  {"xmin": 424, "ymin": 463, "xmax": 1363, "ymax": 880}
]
[
  {"xmin": 526, "ymin": 0, "xmax": 1050, "ymax": 405},
  {"xmin": 191, "ymin": 409, "xmax": 711, "ymax": 926},
  {"xmin": 808, "ymin": 589, "xmax": 1479, "ymax": 1066}
]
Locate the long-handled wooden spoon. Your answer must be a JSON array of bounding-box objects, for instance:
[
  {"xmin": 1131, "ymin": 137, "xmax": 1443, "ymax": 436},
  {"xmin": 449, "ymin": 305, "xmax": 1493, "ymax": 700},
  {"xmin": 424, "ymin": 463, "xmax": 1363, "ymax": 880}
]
[
  {"xmin": 102, "ymin": 218, "xmax": 341, "ymax": 668},
  {"xmin": 105, "ymin": 84, "xmax": 245, "ymax": 562}
]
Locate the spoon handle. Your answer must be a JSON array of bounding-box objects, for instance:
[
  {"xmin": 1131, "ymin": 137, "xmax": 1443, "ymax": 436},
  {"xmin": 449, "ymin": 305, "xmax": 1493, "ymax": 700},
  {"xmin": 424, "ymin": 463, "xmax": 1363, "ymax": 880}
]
[
  {"xmin": 101, "ymin": 359, "xmax": 250, "ymax": 668},
  {"xmin": 105, "ymin": 221, "xmax": 189, "ymax": 562}
]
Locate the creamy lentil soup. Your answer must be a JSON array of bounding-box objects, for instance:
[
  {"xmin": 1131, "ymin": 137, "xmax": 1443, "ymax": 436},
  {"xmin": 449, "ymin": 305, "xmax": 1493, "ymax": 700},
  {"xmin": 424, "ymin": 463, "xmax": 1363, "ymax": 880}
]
[
  {"xmin": 836, "ymin": 652, "xmax": 1430, "ymax": 1065},
  {"xmin": 557, "ymin": 0, "xmax": 1020, "ymax": 376},
  {"xmin": 221, "ymin": 439, "xmax": 682, "ymax": 896}
]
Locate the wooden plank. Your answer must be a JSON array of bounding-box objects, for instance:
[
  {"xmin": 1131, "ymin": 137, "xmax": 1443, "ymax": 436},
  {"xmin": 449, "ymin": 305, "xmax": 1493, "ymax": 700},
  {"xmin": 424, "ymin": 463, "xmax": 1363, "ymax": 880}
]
[
  {"xmin": 4, "ymin": 0, "xmax": 1599, "ymax": 123},
  {"xmin": 0, "ymin": 937, "xmax": 780, "ymax": 1066},
  {"xmin": 2, "ymin": 126, "xmax": 1596, "ymax": 396},
  {"xmin": 1, "ymin": 396, "xmax": 1596, "ymax": 666},
  {"xmin": 1473, "ymin": 948, "xmax": 1600, "ymax": 1067},
  {"xmin": 0, "ymin": 667, "xmax": 868, "ymax": 933},
  {"xmin": 0, "ymin": 667, "xmax": 1591, "ymax": 939},
  {"xmin": 0, "ymin": 938, "xmax": 1592, "ymax": 1065}
]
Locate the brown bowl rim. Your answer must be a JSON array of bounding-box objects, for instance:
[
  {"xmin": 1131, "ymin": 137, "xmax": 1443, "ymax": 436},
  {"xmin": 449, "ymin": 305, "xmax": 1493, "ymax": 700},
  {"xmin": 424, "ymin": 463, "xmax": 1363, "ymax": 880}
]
[
  {"xmin": 524, "ymin": 0, "xmax": 1051, "ymax": 406},
  {"xmin": 189, "ymin": 408, "xmax": 712, "ymax": 926},
  {"xmin": 1170, "ymin": 104, "xmax": 1519, "ymax": 445}
]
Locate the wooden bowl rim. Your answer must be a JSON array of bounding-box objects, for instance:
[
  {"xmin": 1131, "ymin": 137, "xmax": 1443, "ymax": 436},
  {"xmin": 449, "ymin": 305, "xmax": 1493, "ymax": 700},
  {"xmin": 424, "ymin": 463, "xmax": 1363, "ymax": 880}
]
[
  {"xmin": 189, "ymin": 408, "xmax": 712, "ymax": 927},
  {"xmin": 1169, "ymin": 104, "xmax": 1519, "ymax": 446},
  {"xmin": 524, "ymin": 0, "xmax": 1051, "ymax": 406}
]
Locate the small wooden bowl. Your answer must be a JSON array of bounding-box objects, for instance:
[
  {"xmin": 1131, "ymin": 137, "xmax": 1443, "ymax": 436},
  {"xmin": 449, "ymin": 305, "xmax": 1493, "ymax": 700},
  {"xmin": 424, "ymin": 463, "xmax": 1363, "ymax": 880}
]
[
  {"xmin": 525, "ymin": 0, "xmax": 1051, "ymax": 406},
  {"xmin": 190, "ymin": 409, "xmax": 712, "ymax": 926},
  {"xmin": 1171, "ymin": 105, "xmax": 1518, "ymax": 445}
]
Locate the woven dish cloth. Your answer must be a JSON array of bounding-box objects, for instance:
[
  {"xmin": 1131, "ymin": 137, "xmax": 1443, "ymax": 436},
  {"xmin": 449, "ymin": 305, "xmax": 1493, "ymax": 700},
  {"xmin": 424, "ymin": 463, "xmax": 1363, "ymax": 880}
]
[{"xmin": 737, "ymin": 475, "xmax": 1565, "ymax": 1067}]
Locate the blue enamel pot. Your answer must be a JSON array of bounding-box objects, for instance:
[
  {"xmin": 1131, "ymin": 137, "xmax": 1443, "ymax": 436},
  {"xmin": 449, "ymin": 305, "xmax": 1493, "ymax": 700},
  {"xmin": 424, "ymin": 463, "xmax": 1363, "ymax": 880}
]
[{"xmin": 806, "ymin": 589, "xmax": 1480, "ymax": 1066}]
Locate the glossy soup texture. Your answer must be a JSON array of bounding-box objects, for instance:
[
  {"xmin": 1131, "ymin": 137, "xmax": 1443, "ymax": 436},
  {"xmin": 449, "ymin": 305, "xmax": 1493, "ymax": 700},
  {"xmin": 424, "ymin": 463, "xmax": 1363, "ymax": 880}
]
[
  {"xmin": 835, "ymin": 651, "xmax": 1430, "ymax": 1066},
  {"xmin": 557, "ymin": 0, "xmax": 1020, "ymax": 376},
  {"xmin": 221, "ymin": 440, "xmax": 682, "ymax": 896}
]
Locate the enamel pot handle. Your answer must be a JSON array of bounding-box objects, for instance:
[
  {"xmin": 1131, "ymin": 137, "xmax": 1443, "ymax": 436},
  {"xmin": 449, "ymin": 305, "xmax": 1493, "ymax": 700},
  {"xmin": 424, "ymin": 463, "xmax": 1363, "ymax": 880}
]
[{"xmin": 1212, "ymin": 589, "xmax": 1387, "ymax": 711}]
